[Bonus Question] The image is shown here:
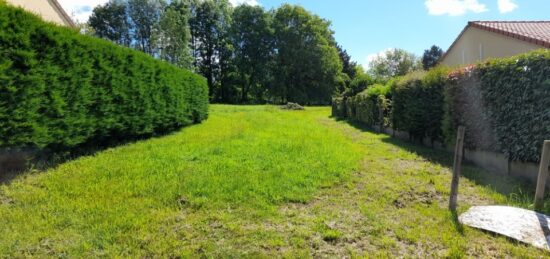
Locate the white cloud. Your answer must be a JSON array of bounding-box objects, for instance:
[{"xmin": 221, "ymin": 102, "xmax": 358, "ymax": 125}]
[
  {"xmin": 425, "ymin": 0, "xmax": 488, "ymax": 16},
  {"xmin": 58, "ymin": 0, "xmax": 109, "ymax": 23},
  {"xmin": 498, "ymin": 0, "xmax": 518, "ymax": 13},
  {"xmin": 229, "ymin": 0, "xmax": 260, "ymax": 6},
  {"xmin": 364, "ymin": 48, "xmax": 394, "ymax": 70}
]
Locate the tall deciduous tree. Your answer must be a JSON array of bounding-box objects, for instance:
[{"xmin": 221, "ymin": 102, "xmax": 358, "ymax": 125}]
[
  {"xmin": 154, "ymin": 0, "xmax": 193, "ymax": 68},
  {"xmin": 189, "ymin": 0, "xmax": 232, "ymax": 100},
  {"xmin": 229, "ymin": 5, "xmax": 273, "ymax": 103},
  {"xmin": 272, "ymin": 4, "xmax": 342, "ymax": 104},
  {"xmin": 88, "ymin": 1, "xmax": 131, "ymax": 46},
  {"xmin": 422, "ymin": 45, "xmax": 444, "ymax": 70},
  {"xmin": 127, "ymin": 0, "xmax": 166, "ymax": 55},
  {"xmin": 368, "ymin": 48, "xmax": 420, "ymax": 81}
]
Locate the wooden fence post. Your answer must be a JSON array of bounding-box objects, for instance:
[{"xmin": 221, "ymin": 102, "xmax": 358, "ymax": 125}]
[
  {"xmin": 449, "ymin": 126, "xmax": 465, "ymax": 212},
  {"xmin": 378, "ymin": 107, "xmax": 384, "ymax": 133},
  {"xmin": 534, "ymin": 140, "xmax": 550, "ymax": 211}
]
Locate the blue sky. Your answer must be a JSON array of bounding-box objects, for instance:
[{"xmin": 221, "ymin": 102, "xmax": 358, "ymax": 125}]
[{"xmin": 60, "ymin": 0, "xmax": 550, "ymax": 69}]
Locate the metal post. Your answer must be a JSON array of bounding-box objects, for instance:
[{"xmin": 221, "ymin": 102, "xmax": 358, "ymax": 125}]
[
  {"xmin": 534, "ymin": 140, "xmax": 550, "ymax": 211},
  {"xmin": 449, "ymin": 126, "xmax": 465, "ymax": 212}
]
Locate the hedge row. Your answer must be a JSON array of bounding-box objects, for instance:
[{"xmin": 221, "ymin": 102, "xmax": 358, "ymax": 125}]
[
  {"xmin": 449, "ymin": 50, "xmax": 550, "ymax": 162},
  {"xmin": 335, "ymin": 68, "xmax": 447, "ymax": 142},
  {"xmin": 0, "ymin": 3, "xmax": 209, "ymax": 150},
  {"xmin": 333, "ymin": 49, "xmax": 550, "ymax": 163},
  {"xmin": 391, "ymin": 67, "xmax": 449, "ymax": 142}
]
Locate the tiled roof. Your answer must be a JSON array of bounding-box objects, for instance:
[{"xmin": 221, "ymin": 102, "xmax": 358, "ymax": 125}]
[{"xmin": 469, "ymin": 21, "xmax": 550, "ymax": 48}]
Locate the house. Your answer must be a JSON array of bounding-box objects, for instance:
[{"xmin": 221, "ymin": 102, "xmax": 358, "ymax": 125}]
[
  {"xmin": 6, "ymin": 0, "xmax": 75, "ymax": 27},
  {"xmin": 440, "ymin": 21, "xmax": 550, "ymax": 67}
]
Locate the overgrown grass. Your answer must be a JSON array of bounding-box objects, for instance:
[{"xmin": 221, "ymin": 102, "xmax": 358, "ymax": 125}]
[
  {"xmin": 0, "ymin": 105, "xmax": 548, "ymax": 257},
  {"xmin": 0, "ymin": 105, "xmax": 362, "ymax": 256}
]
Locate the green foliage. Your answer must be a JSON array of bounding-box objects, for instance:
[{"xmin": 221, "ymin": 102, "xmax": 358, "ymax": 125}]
[
  {"xmin": 0, "ymin": 3, "xmax": 208, "ymax": 150},
  {"xmin": 422, "ymin": 45, "xmax": 444, "ymax": 70},
  {"xmin": 332, "ymin": 80, "xmax": 391, "ymax": 128},
  {"xmin": 337, "ymin": 45, "xmax": 358, "ymax": 80},
  {"xmin": 344, "ymin": 73, "xmax": 374, "ymax": 97},
  {"xmin": 272, "ymin": 4, "xmax": 343, "ymax": 105},
  {"xmin": 88, "ymin": 1, "xmax": 345, "ymax": 105},
  {"xmin": 1, "ymin": 105, "xmax": 546, "ymax": 256},
  {"xmin": 443, "ymin": 50, "xmax": 550, "ymax": 162},
  {"xmin": 154, "ymin": 0, "xmax": 193, "ymax": 69},
  {"xmin": 229, "ymin": 4, "xmax": 273, "ymax": 103},
  {"xmin": 479, "ymin": 50, "xmax": 550, "ymax": 162},
  {"xmin": 0, "ymin": 105, "xmax": 363, "ymax": 256},
  {"xmin": 127, "ymin": 0, "xmax": 166, "ymax": 54},
  {"xmin": 368, "ymin": 48, "xmax": 421, "ymax": 82},
  {"xmin": 189, "ymin": 0, "xmax": 233, "ymax": 100},
  {"xmin": 88, "ymin": 0, "xmax": 132, "ymax": 46},
  {"xmin": 391, "ymin": 67, "xmax": 448, "ymax": 141}
]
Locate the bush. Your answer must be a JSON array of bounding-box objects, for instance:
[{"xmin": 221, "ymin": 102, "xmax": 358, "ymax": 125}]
[
  {"xmin": 390, "ymin": 67, "xmax": 448, "ymax": 141},
  {"xmin": 331, "ymin": 97, "xmax": 346, "ymax": 118},
  {"xmin": 443, "ymin": 66, "xmax": 497, "ymax": 150},
  {"xmin": 344, "ymin": 74, "xmax": 374, "ymax": 97},
  {"xmin": 480, "ymin": 50, "xmax": 550, "ymax": 162},
  {"xmin": 352, "ymin": 84, "xmax": 390, "ymax": 126},
  {"xmin": 0, "ymin": 3, "xmax": 209, "ymax": 151},
  {"xmin": 444, "ymin": 50, "xmax": 550, "ymax": 162}
]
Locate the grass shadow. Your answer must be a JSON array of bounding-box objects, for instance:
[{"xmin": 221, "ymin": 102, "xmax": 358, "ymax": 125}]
[
  {"xmin": 339, "ymin": 119, "xmax": 544, "ymax": 211},
  {"xmin": 451, "ymin": 210, "xmax": 465, "ymax": 235},
  {"xmin": 0, "ymin": 125, "xmax": 197, "ymax": 185}
]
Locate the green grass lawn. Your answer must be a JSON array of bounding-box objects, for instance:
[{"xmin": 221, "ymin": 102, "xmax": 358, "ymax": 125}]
[{"xmin": 0, "ymin": 105, "xmax": 548, "ymax": 257}]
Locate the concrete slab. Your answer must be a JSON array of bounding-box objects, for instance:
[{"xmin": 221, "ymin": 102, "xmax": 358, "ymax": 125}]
[{"xmin": 459, "ymin": 206, "xmax": 550, "ymax": 250}]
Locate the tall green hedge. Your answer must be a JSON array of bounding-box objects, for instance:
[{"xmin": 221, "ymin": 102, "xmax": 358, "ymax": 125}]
[
  {"xmin": 479, "ymin": 50, "xmax": 550, "ymax": 162},
  {"xmin": 334, "ymin": 49, "xmax": 549, "ymax": 163},
  {"xmin": 0, "ymin": 3, "xmax": 208, "ymax": 150},
  {"xmin": 391, "ymin": 67, "xmax": 448, "ymax": 141}
]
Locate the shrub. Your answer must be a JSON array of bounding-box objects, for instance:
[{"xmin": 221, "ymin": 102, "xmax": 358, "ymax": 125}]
[
  {"xmin": 443, "ymin": 66, "xmax": 497, "ymax": 150},
  {"xmin": 444, "ymin": 49, "xmax": 550, "ymax": 162},
  {"xmin": 0, "ymin": 3, "xmax": 209, "ymax": 151},
  {"xmin": 391, "ymin": 67, "xmax": 448, "ymax": 141},
  {"xmin": 331, "ymin": 97, "xmax": 346, "ymax": 118},
  {"xmin": 353, "ymin": 84, "xmax": 390, "ymax": 126},
  {"xmin": 344, "ymin": 73, "xmax": 374, "ymax": 97},
  {"xmin": 479, "ymin": 50, "xmax": 550, "ymax": 162}
]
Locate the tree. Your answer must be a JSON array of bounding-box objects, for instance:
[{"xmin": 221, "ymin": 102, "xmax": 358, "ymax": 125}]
[
  {"xmin": 422, "ymin": 45, "xmax": 444, "ymax": 70},
  {"xmin": 368, "ymin": 48, "xmax": 420, "ymax": 81},
  {"xmin": 154, "ymin": 0, "xmax": 193, "ymax": 68},
  {"xmin": 127, "ymin": 0, "xmax": 166, "ymax": 55},
  {"xmin": 344, "ymin": 73, "xmax": 373, "ymax": 97},
  {"xmin": 189, "ymin": 0, "xmax": 232, "ymax": 99},
  {"xmin": 229, "ymin": 5, "xmax": 273, "ymax": 103},
  {"xmin": 272, "ymin": 4, "xmax": 342, "ymax": 104},
  {"xmin": 337, "ymin": 45, "xmax": 358, "ymax": 80},
  {"xmin": 88, "ymin": 1, "xmax": 131, "ymax": 47}
]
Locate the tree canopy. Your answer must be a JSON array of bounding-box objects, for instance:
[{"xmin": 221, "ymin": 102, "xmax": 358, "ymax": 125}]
[
  {"xmin": 422, "ymin": 45, "xmax": 444, "ymax": 70},
  {"xmin": 368, "ymin": 48, "xmax": 420, "ymax": 82},
  {"xmin": 88, "ymin": 0, "xmax": 346, "ymax": 104}
]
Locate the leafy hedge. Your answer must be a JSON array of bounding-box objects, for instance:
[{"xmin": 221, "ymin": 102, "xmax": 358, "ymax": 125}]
[
  {"xmin": 334, "ymin": 49, "xmax": 549, "ymax": 163},
  {"xmin": 477, "ymin": 50, "xmax": 549, "ymax": 162},
  {"xmin": 443, "ymin": 66, "xmax": 497, "ymax": 151},
  {"xmin": 0, "ymin": 3, "xmax": 208, "ymax": 150},
  {"xmin": 332, "ymin": 83, "xmax": 390, "ymax": 127},
  {"xmin": 391, "ymin": 67, "xmax": 448, "ymax": 141}
]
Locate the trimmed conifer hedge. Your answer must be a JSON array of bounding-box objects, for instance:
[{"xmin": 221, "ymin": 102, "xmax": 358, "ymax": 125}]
[{"xmin": 0, "ymin": 3, "xmax": 208, "ymax": 150}]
